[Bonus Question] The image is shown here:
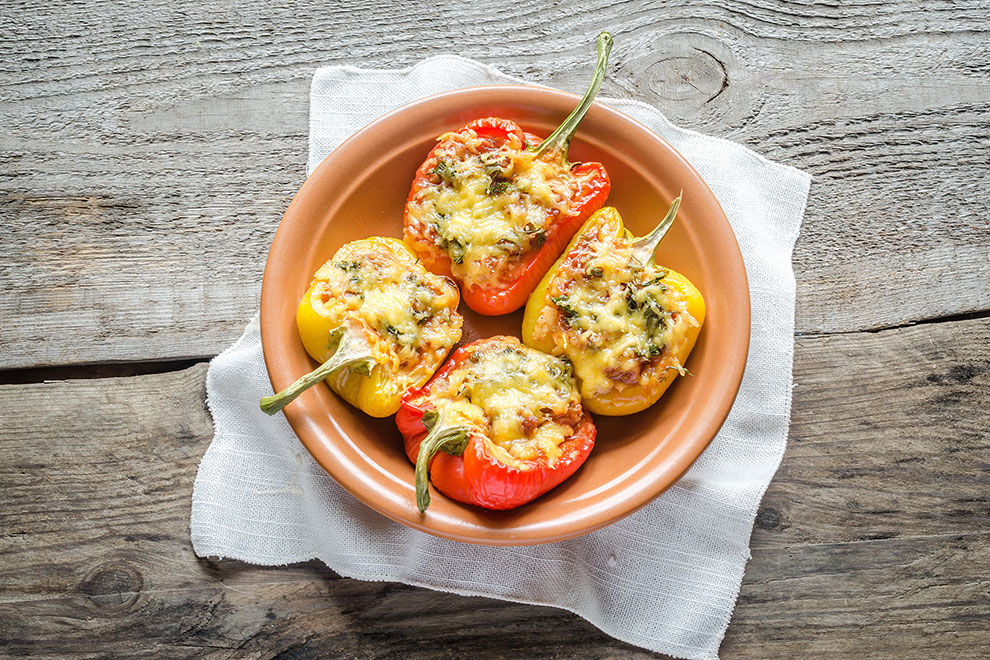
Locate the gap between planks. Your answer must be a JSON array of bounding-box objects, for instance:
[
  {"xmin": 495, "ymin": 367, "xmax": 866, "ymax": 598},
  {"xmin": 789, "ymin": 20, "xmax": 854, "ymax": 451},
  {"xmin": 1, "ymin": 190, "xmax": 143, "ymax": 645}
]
[{"xmin": 3, "ymin": 310, "xmax": 988, "ymax": 385}]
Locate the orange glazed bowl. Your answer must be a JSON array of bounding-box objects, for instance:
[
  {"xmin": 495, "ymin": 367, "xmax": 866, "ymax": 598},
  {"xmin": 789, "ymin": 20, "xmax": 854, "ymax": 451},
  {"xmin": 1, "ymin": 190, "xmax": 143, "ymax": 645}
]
[{"xmin": 260, "ymin": 86, "xmax": 750, "ymax": 545}]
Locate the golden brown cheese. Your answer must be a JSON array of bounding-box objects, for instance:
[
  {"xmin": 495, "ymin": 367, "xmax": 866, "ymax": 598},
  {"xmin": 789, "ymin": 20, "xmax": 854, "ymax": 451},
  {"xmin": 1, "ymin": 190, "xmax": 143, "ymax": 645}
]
[
  {"xmin": 428, "ymin": 337, "xmax": 583, "ymax": 470},
  {"xmin": 533, "ymin": 225, "xmax": 700, "ymax": 397},
  {"xmin": 308, "ymin": 242, "xmax": 462, "ymax": 392},
  {"xmin": 405, "ymin": 127, "xmax": 594, "ymax": 290}
]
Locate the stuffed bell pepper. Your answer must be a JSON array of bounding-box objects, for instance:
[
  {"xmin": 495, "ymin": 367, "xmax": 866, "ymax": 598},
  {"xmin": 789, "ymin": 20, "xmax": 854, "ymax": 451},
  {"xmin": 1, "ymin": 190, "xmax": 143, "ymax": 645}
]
[
  {"xmin": 261, "ymin": 237, "xmax": 463, "ymax": 417},
  {"xmin": 522, "ymin": 198, "xmax": 705, "ymax": 416},
  {"xmin": 396, "ymin": 336, "xmax": 596, "ymax": 512},
  {"xmin": 403, "ymin": 32, "xmax": 614, "ymax": 316}
]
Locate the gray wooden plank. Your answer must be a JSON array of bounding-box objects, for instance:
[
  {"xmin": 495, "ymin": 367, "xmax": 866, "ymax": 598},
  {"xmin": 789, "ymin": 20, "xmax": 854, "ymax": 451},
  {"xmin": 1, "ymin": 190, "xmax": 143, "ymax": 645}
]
[
  {"xmin": 756, "ymin": 317, "xmax": 990, "ymax": 547},
  {"xmin": 1, "ymin": 317, "xmax": 987, "ymax": 658},
  {"xmin": 1, "ymin": 1, "xmax": 988, "ymax": 368}
]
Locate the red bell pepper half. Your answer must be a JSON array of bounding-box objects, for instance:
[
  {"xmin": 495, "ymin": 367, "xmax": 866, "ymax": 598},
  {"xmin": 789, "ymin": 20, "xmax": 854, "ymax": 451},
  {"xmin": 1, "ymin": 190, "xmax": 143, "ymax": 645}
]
[
  {"xmin": 403, "ymin": 32, "xmax": 614, "ymax": 316},
  {"xmin": 395, "ymin": 337, "xmax": 597, "ymax": 512}
]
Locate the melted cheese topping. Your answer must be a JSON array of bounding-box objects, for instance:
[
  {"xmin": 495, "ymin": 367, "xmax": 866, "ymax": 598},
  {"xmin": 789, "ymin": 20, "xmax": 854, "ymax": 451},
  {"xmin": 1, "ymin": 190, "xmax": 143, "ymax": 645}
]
[
  {"xmin": 532, "ymin": 221, "xmax": 700, "ymax": 397},
  {"xmin": 425, "ymin": 336, "xmax": 583, "ymax": 470},
  {"xmin": 405, "ymin": 123, "xmax": 595, "ymax": 290},
  {"xmin": 309, "ymin": 242, "xmax": 463, "ymax": 391}
]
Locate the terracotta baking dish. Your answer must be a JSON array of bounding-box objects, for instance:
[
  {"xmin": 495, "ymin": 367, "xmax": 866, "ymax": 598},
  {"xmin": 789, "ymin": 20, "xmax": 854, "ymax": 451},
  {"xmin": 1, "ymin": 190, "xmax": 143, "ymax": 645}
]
[{"xmin": 260, "ymin": 85, "xmax": 749, "ymax": 545}]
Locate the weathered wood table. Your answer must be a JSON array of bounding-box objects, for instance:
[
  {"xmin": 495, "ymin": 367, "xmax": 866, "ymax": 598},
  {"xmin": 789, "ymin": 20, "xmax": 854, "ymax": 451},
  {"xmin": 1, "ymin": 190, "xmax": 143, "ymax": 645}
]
[{"xmin": 2, "ymin": 2, "xmax": 988, "ymax": 658}]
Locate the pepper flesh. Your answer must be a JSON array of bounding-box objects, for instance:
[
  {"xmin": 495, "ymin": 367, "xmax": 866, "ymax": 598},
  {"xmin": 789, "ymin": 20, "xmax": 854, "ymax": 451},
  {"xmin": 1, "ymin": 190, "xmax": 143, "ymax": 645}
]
[
  {"xmin": 396, "ymin": 337, "xmax": 596, "ymax": 511},
  {"xmin": 293, "ymin": 237, "xmax": 463, "ymax": 418},
  {"xmin": 403, "ymin": 33, "xmax": 613, "ymax": 316},
  {"xmin": 522, "ymin": 206, "xmax": 706, "ymax": 416}
]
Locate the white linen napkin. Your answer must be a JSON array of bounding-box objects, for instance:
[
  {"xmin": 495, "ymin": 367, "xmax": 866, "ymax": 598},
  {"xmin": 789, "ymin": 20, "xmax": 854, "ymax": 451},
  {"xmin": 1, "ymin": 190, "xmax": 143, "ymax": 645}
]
[{"xmin": 191, "ymin": 55, "xmax": 811, "ymax": 660}]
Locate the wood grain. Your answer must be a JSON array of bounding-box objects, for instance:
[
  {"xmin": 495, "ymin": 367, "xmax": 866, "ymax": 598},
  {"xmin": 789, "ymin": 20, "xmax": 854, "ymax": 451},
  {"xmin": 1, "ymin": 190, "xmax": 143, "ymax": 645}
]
[
  {"xmin": 758, "ymin": 317, "xmax": 990, "ymax": 546},
  {"xmin": 2, "ymin": 317, "xmax": 987, "ymax": 658},
  {"xmin": 1, "ymin": 1, "xmax": 988, "ymax": 368}
]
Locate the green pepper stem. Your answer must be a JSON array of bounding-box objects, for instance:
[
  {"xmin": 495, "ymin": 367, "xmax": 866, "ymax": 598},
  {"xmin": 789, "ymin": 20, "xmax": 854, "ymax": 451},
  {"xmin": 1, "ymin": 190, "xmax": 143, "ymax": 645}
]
[
  {"xmin": 415, "ymin": 413, "xmax": 470, "ymax": 514},
  {"xmin": 259, "ymin": 326, "xmax": 375, "ymax": 416},
  {"xmin": 631, "ymin": 193, "xmax": 682, "ymax": 264},
  {"xmin": 533, "ymin": 31, "xmax": 613, "ymax": 162}
]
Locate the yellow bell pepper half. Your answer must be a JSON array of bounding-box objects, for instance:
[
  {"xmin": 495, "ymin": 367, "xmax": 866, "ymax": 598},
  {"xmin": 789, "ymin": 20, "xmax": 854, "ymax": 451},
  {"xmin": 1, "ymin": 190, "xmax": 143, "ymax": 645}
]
[
  {"xmin": 522, "ymin": 206, "xmax": 705, "ymax": 416},
  {"xmin": 295, "ymin": 237, "xmax": 463, "ymax": 418}
]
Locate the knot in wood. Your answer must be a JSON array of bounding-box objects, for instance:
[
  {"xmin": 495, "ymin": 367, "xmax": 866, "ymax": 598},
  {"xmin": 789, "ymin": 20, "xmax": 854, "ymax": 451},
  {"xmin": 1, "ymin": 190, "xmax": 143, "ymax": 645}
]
[
  {"xmin": 647, "ymin": 47, "xmax": 728, "ymax": 106},
  {"xmin": 756, "ymin": 506, "xmax": 783, "ymax": 531},
  {"xmin": 79, "ymin": 561, "xmax": 143, "ymax": 615}
]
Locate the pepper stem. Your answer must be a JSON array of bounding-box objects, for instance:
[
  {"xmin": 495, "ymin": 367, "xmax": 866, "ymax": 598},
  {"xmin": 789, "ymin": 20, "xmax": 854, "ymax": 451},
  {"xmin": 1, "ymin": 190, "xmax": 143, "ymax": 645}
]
[
  {"xmin": 631, "ymin": 193, "xmax": 682, "ymax": 264},
  {"xmin": 415, "ymin": 410, "xmax": 470, "ymax": 513},
  {"xmin": 533, "ymin": 31, "xmax": 613, "ymax": 162},
  {"xmin": 259, "ymin": 326, "xmax": 375, "ymax": 416}
]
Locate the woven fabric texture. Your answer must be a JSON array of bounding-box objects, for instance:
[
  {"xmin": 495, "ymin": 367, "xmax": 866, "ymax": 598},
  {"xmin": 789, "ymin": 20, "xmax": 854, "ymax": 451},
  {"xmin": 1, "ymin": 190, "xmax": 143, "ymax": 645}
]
[{"xmin": 191, "ymin": 55, "xmax": 811, "ymax": 660}]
